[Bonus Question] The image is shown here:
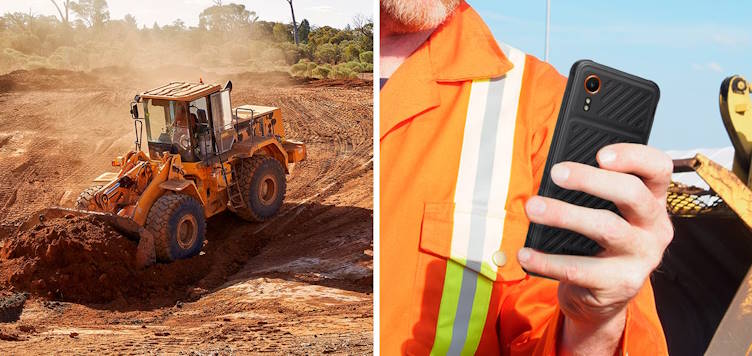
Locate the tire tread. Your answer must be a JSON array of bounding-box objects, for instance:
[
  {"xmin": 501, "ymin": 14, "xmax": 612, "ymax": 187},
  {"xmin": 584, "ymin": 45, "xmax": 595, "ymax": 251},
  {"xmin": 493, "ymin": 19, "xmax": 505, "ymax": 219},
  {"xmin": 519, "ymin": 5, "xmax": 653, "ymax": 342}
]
[
  {"xmin": 146, "ymin": 193, "xmax": 205, "ymax": 261},
  {"xmin": 232, "ymin": 156, "xmax": 286, "ymax": 222}
]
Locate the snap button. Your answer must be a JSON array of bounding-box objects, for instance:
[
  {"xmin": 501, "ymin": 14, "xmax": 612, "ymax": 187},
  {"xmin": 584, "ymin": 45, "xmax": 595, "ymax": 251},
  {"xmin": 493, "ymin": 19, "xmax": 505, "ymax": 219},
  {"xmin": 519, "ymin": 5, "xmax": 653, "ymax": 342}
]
[{"xmin": 492, "ymin": 250, "xmax": 507, "ymax": 267}]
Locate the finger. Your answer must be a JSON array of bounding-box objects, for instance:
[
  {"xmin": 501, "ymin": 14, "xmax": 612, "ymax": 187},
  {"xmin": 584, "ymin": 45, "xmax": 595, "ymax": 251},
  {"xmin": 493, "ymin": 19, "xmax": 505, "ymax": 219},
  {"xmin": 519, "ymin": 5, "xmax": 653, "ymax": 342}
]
[
  {"xmin": 518, "ymin": 247, "xmax": 611, "ymax": 289},
  {"xmin": 525, "ymin": 196, "xmax": 634, "ymax": 253},
  {"xmin": 550, "ymin": 161, "xmax": 660, "ymax": 225},
  {"xmin": 596, "ymin": 143, "xmax": 673, "ymax": 199}
]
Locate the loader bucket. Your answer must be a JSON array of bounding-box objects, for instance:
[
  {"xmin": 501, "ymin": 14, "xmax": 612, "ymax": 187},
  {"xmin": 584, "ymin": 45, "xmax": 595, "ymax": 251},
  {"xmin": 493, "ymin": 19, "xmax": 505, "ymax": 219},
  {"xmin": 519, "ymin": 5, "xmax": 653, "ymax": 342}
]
[{"xmin": 16, "ymin": 207, "xmax": 141, "ymax": 237}]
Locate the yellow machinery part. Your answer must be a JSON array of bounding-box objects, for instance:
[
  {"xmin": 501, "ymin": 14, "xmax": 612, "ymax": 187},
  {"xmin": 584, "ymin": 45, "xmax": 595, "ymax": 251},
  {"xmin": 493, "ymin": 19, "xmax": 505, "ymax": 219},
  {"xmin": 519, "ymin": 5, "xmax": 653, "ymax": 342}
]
[
  {"xmin": 283, "ymin": 140, "xmax": 307, "ymax": 163},
  {"xmin": 676, "ymin": 153, "xmax": 752, "ymax": 229},
  {"xmin": 719, "ymin": 75, "xmax": 752, "ymax": 184},
  {"xmin": 131, "ymin": 154, "xmax": 173, "ymax": 226}
]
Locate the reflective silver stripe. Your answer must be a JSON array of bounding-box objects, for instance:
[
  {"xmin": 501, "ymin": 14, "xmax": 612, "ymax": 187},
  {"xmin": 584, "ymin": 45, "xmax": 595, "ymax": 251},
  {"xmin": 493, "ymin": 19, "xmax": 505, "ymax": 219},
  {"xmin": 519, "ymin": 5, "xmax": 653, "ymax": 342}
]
[{"xmin": 445, "ymin": 43, "xmax": 526, "ymax": 354}]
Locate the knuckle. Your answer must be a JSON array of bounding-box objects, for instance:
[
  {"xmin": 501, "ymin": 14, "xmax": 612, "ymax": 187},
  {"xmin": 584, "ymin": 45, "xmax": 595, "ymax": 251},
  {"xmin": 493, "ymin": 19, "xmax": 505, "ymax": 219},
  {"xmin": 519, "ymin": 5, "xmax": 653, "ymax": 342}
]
[
  {"xmin": 601, "ymin": 213, "xmax": 630, "ymax": 244},
  {"xmin": 623, "ymin": 177, "xmax": 647, "ymax": 207},
  {"xmin": 620, "ymin": 272, "xmax": 644, "ymax": 297},
  {"xmin": 650, "ymin": 254, "xmax": 664, "ymax": 271},
  {"xmin": 657, "ymin": 219, "xmax": 674, "ymax": 248},
  {"xmin": 659, "ymin": 154, "xmax": 674, "ymax": 179},
  {"xmin": 564, "ymin": 264, "xmax": 581, "ymax": 283}
]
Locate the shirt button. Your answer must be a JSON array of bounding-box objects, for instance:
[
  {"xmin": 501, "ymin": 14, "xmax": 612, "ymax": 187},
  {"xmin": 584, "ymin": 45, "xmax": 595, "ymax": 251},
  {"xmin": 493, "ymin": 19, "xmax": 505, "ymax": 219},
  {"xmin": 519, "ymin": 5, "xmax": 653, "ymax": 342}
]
[{"xmin": 492, "ymin": 250, "xmax": 507, "ymax": 267}]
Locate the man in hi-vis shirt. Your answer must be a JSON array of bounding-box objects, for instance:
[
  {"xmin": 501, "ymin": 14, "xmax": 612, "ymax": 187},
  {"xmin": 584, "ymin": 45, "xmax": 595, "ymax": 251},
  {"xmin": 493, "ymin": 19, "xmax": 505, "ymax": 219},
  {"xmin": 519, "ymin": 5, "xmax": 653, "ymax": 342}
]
[{"xmin": 380, "ymin": 1, "xmax": 672, "ymax": 355}]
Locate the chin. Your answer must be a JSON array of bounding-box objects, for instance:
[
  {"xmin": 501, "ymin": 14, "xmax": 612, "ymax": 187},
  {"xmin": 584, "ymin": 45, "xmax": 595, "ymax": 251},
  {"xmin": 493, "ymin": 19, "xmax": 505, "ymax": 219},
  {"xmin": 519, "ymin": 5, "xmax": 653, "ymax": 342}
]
[{"xmin": 381, "ymin": 0, "xmax": 460, "ymax": 33}]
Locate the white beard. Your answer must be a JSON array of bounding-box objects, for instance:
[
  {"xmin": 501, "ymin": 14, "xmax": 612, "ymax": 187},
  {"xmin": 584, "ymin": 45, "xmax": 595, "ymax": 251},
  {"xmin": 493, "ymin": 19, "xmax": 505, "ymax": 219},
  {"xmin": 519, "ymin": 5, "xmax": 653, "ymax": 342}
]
[{"xmin": 381, "ymin": 0, "xmax": 460, "ymax": 32}]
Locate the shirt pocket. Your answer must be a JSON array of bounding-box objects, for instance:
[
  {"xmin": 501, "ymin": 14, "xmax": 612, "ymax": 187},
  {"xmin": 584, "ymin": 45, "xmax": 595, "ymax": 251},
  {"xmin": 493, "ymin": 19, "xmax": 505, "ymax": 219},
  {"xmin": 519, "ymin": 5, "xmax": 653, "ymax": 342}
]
[{"xmin": 419, "ymin": 201, "xmax": 524, "ymax": 282}]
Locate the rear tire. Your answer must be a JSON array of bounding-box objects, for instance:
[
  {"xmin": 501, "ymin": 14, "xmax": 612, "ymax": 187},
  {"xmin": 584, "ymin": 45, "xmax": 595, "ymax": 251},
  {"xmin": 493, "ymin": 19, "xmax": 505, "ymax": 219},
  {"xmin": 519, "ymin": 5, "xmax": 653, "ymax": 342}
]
[
  {"xmin": 146, "ymin": 193, "xmax": 206, "ymax": 262},
  {"xmin": 75, "ymin": 185, "xmax": 103, "ymax": 210},
  {"xmin": 233, "ymin": 156, "xmax": 286, "ymax": 222}
]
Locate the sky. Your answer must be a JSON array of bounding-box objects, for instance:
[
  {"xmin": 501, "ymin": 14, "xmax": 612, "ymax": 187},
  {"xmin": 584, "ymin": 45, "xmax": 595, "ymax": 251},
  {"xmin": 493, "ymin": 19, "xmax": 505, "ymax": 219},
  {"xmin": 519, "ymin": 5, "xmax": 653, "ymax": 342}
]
[
  {"xmin": 0, "ymin": 0, "xmax": 372, "ymax": 29},
  {"xmin": 470, "ymin": 1, "xmax": 752, "ymax": 150}
]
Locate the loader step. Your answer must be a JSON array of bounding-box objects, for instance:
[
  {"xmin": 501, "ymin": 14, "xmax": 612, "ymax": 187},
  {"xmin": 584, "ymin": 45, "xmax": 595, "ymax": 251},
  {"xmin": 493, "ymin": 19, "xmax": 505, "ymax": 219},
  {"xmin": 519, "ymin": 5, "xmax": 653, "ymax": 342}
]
[{"xmin": 226, "ymin": 163, "xmax": 246, "ymax": 210}]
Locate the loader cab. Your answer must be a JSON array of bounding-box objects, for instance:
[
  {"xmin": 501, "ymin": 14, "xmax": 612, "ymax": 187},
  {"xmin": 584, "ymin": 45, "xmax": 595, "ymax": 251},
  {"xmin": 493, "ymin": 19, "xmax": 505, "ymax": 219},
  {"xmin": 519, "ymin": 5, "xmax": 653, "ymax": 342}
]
[{"xmin": 134, "ymin": 81, "xmax": 235, "ymax": 162}]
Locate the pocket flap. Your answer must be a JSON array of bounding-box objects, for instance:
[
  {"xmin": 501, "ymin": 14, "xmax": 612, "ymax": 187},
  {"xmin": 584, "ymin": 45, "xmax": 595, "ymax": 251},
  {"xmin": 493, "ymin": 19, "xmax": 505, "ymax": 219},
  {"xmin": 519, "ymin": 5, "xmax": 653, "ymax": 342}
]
[{"xmin": 420, "ymin": 202, "xmax": 514, "ymax": 281}]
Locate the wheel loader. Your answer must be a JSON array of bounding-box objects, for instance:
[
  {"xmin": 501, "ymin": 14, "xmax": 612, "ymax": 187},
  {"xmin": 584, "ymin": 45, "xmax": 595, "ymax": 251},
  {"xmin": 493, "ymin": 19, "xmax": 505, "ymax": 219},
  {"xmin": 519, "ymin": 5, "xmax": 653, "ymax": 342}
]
[{"xmin": 20, "ymin": 80, "xmax": 306, "ymax": 263}]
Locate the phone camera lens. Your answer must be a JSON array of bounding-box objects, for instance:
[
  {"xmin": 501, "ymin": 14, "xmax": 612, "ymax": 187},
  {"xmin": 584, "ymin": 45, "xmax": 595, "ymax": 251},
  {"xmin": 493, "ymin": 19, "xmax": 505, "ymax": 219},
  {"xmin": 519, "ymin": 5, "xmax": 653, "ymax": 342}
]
[{"xmin": 585, "ymin": 75, "xmax": 600, "ymax": 94}]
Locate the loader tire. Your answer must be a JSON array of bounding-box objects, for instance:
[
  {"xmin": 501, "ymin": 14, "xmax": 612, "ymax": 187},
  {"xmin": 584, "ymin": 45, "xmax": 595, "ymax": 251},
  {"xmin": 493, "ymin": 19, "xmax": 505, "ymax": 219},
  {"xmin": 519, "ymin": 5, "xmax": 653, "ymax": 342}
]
[
  {"xmin": 75, "ymin": 185, "xmax": 103, "ymax": 210},
  {"xmin": 233, "ymin": 156, "xmax": 286, "ymax": 222},
  {"xmin": 146, "ymin": 193, "xmax": 206, "ymax": 262}
]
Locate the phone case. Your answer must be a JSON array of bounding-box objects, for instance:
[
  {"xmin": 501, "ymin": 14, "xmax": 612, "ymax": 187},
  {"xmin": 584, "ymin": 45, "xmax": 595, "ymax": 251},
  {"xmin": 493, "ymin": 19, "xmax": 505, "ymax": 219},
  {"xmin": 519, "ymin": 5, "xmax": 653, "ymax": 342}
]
[{"xmin": 524, "ymin": 60, "xmax": 659, "ymax": 256}]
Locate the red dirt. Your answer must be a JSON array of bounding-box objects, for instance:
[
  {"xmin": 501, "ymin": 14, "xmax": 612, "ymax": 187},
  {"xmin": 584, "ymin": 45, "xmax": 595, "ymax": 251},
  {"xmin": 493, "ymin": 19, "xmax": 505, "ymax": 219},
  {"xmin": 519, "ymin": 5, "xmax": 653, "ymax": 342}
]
[
  {"xmin": 0, "ymin": 68, "xmax": 372, "ymax": 353},
  {"xmin": 0, "ymin": 215, "xmax": 137, "ymax": 303}
]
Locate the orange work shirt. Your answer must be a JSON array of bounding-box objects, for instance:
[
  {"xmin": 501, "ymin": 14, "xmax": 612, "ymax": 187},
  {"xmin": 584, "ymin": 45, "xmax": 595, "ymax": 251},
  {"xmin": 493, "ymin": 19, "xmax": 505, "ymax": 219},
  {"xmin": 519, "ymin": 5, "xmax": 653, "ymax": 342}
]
[{"xmin": 380, "ymin": 2, "xmax": 668, "ymax": 355}]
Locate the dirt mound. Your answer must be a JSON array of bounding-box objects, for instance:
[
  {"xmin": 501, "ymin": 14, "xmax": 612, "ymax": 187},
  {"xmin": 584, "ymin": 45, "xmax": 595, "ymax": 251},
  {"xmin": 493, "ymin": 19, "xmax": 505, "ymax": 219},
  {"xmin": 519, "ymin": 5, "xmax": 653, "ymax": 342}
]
[
  {"xmin": 0, "ymin": 212, "xmax": 273, "ymax": 306},
  {"xmin": 0, "ymin": 68, "xmax": 98, "ymax": 93},
  {"xmin": 0, "ymin": 215, "xmax": 137, "ymax": 303}
]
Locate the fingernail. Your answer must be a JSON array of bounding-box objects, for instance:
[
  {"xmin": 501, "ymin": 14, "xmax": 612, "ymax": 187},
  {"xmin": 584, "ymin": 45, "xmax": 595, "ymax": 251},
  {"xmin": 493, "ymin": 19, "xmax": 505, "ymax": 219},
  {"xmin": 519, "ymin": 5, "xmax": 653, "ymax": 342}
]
[
  {"xmin": 518, "ymin": 248, "xmax": 531, "ymax": 263},
  {"xmin": 551, "ymin": 164, "xmax": 570, "ymax": 184},
  {"xmin": 599, "ymin": 149, "xmax": 616, "ymax": 163},
  {"xmin": 526, "ymin": 197, "xmax": 546, "ymax": 216}
]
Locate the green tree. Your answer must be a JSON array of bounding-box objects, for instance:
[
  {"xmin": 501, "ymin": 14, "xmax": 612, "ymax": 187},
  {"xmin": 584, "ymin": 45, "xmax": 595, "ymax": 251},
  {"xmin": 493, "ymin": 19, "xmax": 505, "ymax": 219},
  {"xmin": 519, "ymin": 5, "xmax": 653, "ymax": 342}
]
[
  {"xmin": 341, "ymin": 42, "xmax": 360, "ymax": 62},
  {"xmin": 277, "ymin": 42, "xmax": 302, "ymax": 64},
  {"xmin": 314, "ymin": 42, "xmax": 338, "ymax": 64},
  {"xmin": 297, "ymin": 19, "xmax": 310, "ymax": 43},
  {"xmin": 123, "ymin": 14, "xmax": 137, "ymax": 29},
  {"xmin": 49, "ymin": 0, "xmax": 72, "ymax": 26},
  {"xmin": 198, "ymin": 3, "xmax": 257, "ymax": 33},
  {"xmin": 352, "ymin": 14, "xmax": 373, "ymax": 51},
  {"xmin": 308, "ymin": 26, "xmax": 339, "ymax": 47},
  {"xmin": 272, "ymin": 22, "xmax": 292, "ymax": 42},
  {"xmin": 250, "ymin": 20, "xmax": 274, "ymax": 40},
  {"xmin": 359, "ymin": 51, "xmax": 372, "ymax": 64},
  {"xmin": 70, "ymin": 0, "xmax": 110, "ymax": 28}
]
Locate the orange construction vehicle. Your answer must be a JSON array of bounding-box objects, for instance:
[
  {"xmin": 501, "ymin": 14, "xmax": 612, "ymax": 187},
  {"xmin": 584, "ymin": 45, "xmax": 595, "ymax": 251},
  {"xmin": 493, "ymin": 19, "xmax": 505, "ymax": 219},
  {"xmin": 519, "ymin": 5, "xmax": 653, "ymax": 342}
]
[{"xmin": 22, "ymin": 81, "xmax": 305, "ymax": 264}]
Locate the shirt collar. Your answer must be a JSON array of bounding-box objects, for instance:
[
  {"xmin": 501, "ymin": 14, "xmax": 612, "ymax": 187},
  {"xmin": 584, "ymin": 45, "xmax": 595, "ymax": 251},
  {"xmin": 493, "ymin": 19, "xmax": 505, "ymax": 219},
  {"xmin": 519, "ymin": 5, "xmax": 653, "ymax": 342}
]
[
  {"xmin": 428, "ymin": 1, "xmax": 513, "ymax": 82},
  {"xmin": 380, "ymin": 1, "xmax": 514, "ymax": 139}
]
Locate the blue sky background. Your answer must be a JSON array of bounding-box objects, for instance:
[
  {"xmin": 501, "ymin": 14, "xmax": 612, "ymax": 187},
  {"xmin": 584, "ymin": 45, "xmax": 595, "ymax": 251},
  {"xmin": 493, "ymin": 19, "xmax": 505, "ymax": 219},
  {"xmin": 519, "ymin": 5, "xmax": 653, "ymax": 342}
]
[{"xmin": 470, "ymin": 1, "xmax": 752, "ymax": 150}]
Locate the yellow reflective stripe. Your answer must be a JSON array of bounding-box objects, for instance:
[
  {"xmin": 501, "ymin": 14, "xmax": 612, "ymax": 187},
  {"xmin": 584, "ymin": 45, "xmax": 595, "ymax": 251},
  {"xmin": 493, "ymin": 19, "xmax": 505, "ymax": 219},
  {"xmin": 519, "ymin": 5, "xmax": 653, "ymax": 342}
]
[{"xmin": 430, "ymin": 259, "xmax": 465, "ymax": 355}]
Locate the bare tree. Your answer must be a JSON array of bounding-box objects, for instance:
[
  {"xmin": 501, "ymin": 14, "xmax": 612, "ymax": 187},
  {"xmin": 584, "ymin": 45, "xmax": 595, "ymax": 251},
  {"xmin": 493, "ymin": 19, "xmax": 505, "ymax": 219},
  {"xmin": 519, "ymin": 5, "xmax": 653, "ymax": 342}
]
[
  {"xmin": 352, "ymin": 14, "xmax": 372, "ymax": 37},
  {"xmin": 49, "ymin": 0, "xmax": 71, "ymax": 26},
  {"xmin": 284, "ymin": 0, "xmax": 299, "ymax": 45}
]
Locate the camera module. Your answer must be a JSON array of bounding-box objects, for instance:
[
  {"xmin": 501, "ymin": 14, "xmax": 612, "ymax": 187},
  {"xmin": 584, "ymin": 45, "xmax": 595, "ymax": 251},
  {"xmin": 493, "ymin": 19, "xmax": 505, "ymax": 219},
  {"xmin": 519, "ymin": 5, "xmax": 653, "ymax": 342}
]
[{"xmin": 585, "ymin": 75, "xmax": 600, "ymax": 94}]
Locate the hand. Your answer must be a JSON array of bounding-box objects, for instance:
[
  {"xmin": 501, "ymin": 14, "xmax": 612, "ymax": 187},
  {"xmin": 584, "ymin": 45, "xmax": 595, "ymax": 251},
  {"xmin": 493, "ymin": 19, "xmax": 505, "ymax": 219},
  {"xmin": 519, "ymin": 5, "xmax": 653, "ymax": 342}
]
[{"xmin": 517, "ymin": 143, "xmax": 674, "ymax": 355}]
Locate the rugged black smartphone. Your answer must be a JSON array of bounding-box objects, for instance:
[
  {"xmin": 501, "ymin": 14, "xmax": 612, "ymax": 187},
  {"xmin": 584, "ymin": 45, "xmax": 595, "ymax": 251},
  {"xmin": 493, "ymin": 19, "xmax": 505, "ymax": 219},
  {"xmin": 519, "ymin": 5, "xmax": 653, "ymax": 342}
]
[{"xmin": 524, "ymin": 60, "xmax": 659, "ymax": 257}]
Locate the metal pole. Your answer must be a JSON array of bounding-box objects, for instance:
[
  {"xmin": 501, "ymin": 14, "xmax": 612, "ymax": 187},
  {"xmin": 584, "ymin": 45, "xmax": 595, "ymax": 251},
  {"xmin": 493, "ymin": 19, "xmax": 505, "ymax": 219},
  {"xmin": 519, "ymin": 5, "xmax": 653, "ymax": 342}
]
[{"xmin": 545, "ymin": 0, "xmax": 550, "ymax": 62}]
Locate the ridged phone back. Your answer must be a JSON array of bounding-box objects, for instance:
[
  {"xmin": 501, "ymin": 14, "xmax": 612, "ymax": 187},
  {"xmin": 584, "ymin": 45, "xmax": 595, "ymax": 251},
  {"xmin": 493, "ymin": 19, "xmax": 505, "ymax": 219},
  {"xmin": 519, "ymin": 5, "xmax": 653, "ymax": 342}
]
[{"xmin": 525, "ymin": 60, "xmax": 659, "ymax": 256}]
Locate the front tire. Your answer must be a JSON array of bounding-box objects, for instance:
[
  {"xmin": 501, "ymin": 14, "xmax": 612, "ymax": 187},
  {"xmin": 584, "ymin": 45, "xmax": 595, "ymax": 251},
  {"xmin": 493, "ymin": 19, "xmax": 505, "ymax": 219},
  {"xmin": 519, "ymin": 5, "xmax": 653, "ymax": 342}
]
[
  {"xmin": 233, "ymin": 156, "xmax": 286, "ymax": 222},
  {"xmin": 146, "ymin": 193, "xmax": 206, "ymax": 262}
]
